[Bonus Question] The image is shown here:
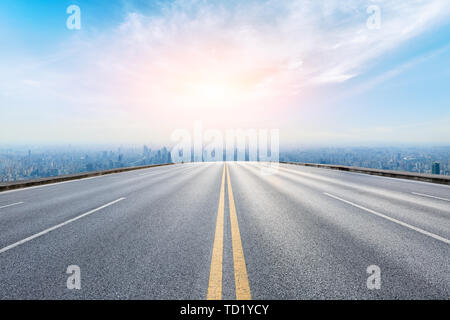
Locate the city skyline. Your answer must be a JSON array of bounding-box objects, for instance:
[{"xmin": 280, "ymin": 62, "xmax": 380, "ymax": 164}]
[{"xmin": 2, "ymin": 144, "xmax": 449, "ymax": 182}]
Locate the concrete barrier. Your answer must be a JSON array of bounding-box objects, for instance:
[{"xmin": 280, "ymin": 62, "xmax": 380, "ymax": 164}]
[
  {"xmin": 281, "ymin": 161, "xmax": 450, "ymax": 186},
  {"xmin": 0, "ymin": 163, "xmax": 175, "ymax": 192}
]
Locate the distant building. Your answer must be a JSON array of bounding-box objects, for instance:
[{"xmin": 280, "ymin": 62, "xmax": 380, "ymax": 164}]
[
  {"xmin": 143, "ymin": 145, "xmax": 149, "ymax": 157},
  {"xmin": 432, "ymin": 162, "xmax": 440, "ymax": 175}
]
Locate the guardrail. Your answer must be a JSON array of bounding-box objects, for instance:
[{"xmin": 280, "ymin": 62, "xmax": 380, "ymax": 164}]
[
  {"xmin": 280, "ymin": 161, "xmax": 450, "ymax": 186},
  {"xmin": 0, "ymin": 163, "xmax": 175, "ymax": 192}
]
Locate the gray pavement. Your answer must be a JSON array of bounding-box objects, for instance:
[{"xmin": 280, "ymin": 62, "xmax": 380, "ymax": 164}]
[{"xmin": 0, "ymin": 162, "xmax": 448, "ymax": 299}]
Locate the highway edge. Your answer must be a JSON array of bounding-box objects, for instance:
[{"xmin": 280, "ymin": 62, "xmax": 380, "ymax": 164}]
[
  {"xmin": 0, "ymin": 163, "xmax": 176, "ymax": 192},
  {"xmin": 280, "ymin": 161, "xmax": 450, "ymax": 186}
]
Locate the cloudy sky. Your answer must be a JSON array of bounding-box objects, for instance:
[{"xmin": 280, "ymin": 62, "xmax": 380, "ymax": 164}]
[{"xmin": 1, "ymin": 0, "xmax": 450, "ymax": 147}]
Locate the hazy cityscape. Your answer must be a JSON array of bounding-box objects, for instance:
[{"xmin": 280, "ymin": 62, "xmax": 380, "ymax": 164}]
[
  {"xmin": 0, "ymin": 145, "xmax": 172, "ymax": 182},
  {"xmin": 1, "ymin": 145, "xmax": 449, "ymax": 182},
  {"xmin": 280, "ymin": 147, "xmax": 450, "ymax": 176}
]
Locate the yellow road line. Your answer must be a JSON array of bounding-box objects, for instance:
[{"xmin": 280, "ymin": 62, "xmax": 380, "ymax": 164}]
[
  {"xmin": 226, "ymin": 164, "xmax": 252, "ymax": 300},
  {"xmin": 206, "ymin": 163, "xmax": 226, "ymax": 300}
]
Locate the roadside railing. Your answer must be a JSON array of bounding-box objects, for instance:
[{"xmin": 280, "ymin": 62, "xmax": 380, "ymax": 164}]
[
  {"xmin": 0, "ymin": 163, "xmax": 175, "ymax": 192},
  {"xmin": 280, "ymin": 161, "xmax": 450, "ymax": 186}
]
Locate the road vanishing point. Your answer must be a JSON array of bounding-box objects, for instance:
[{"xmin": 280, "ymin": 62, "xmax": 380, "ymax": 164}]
[{"xmin": 0, "ymin": 162, "xmax": 448, "ymax": 299}]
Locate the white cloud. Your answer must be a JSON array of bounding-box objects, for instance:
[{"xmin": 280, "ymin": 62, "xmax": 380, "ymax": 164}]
[
  {"xmin": 72, "ymin": 0, "xmax": 450, "ymax": 92},
  {"xmin": 2, "ymin": 0, "xmax": 450, "ymax": 143}
]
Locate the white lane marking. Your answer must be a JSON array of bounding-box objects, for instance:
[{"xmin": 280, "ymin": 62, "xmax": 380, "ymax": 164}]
[
  {"xmin": 139, "ymin": 172, "xmax": 154, "ymax": 176},
  {"xmin": 281, "ymin": 163, "xmax": 450, "ymax": 188},
  {"xmin": 412, "ymin": 192, "xmax": 450, "ymax": 202},
  {"xmin": 0, "ymin": 198, "xmax": 126, "ymax": 254},
  {"xmin": 139, "ymin": 164, "xmax": 195, "ymax": 176},
  {"xmin": 0, "ymin": 165, "xmax": 182, "ymax": 194},
  {"xmin": 324, "ymin": 192, "xmax": 450, "ymax": 245},
  {"xmin": 0, "ymin": 202, "xmax": 24, "ymax": 209},
  {"xmin": 139, "ymin": 169, "xmax": 176, "ymax": 177},
  {"xmin": 0, "ymin": 176, "xmax": 101, "ymax": 194},
  {"xmin": 139, "ymin": 171, "xmax": 169, "ymax": 177}
]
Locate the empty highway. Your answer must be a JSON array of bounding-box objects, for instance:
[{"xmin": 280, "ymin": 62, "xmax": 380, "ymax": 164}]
[{"xmin": 0, "ymin": 162, "xmax": 448, "ymax": 299}]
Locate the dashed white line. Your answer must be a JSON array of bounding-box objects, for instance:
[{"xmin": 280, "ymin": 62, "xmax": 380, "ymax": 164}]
[
  {"xmin": 0, "ymin": 198, "xmax": 126, "ymax": 254},
  {"xmin": 411, "ymin": 192, "xmax": 450, "ymax": 202},
  {"xmin": 139, "ymin": 171, "xmax": 161, "ymax": 177},
  {"xmin": 0, "ymin": 202, "xmax": 24, "ymax": 209},
  {"xmin": 324, "ymin": 192, "xmax": 450, "ymax": 245},
  {"xmin": 0, "ymin": 166, "xmax": 180, "ymax": 195},
  {"xmin": 0, "ymin": 176, "xmax": 100, "ymax": 194}
]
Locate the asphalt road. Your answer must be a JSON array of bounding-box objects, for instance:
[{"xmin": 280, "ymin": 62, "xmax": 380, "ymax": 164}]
[{"xmin": 0, "ymin": 162, "xmax": 448, "ymax": 299}]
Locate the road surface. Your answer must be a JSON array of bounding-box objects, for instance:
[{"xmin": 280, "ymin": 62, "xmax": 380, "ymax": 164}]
[{"xmin": 0, "ymin": 162, "xmax": 448, "ymax": 299}]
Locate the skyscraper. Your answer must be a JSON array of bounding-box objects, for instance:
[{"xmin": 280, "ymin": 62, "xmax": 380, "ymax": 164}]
[
  {"xmin": 143, "ymin": 145, "xmax": 149, "ymax": 157},
  {"xmin": 432, "ymin": 162, "xmax": 440, "ymax": 175}
]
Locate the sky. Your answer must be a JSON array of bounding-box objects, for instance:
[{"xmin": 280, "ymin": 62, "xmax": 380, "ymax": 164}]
[{"xmin": 0, "ymin": 0, "xmax": 450, "ymax": 148}]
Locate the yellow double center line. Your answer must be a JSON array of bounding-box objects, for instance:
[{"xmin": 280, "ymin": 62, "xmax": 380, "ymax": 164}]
[
  {"xmin": 207, "ymin": 163, "xmax": 251, "ymax": 300},
  {"xmin": 207, "ymin": 164, "xmax": 226, "ymax": 299}
]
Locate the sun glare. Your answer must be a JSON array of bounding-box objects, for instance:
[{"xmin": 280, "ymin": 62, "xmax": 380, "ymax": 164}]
[
  {"xmin": 172, "ymin": 76, "xmax": 244, "ymax": 110},
  {"xmin": 192, "ymin": 82, "xmax": 230, "ymax": 103}
]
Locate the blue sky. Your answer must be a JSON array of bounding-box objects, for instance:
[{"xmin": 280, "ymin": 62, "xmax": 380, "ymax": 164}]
[{"xmin": 1, "ymin": 0, "xmax": 450, "ymax": 147}]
